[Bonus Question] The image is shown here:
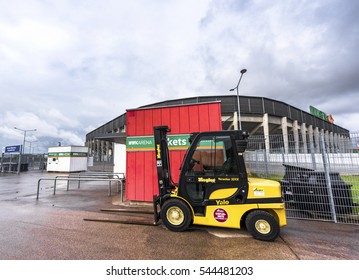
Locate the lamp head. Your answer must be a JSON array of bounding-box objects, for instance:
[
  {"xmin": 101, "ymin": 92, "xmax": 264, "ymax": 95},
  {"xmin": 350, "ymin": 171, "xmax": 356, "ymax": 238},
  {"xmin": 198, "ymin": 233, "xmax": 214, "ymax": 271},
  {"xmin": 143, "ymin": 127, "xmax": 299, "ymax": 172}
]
[{"xmin": 240, "ymin": 69, "xmax": 247, "ymax": 74}]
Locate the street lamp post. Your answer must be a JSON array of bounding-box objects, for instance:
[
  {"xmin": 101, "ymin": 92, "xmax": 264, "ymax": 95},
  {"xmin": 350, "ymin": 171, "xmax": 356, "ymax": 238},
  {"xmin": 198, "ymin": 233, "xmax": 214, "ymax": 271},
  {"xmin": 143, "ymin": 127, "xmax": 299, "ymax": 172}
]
[
  {"xmin": 14, "ymin": 127, "xmax": 36, "ymax": 173},
  {"xmin": 26, "ymin": 140, "xmax": 38, "ymax": 154},
  {"xmin": 229, "ymin": 69, "xmax": 247, "ymax": 131}
]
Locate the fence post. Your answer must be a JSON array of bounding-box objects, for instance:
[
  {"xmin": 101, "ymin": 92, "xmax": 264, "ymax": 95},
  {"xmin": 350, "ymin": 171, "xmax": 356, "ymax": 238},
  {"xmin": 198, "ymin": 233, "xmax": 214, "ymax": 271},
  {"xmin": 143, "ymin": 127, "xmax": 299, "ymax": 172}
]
[
  {"xmin": 54, "ymin": 178, "xmax": 57, "ymax": 195},
  {"xmin": 264, "ymin": 150, "xmax": 269, "ymax": 178},
  {"xmin": 0, "ymin": 153, "xmax": 3, "ymax": 173},
  {"xmin": 281, "ymin": 147, "xmax": 285, "ymax": 165},
  {"xmin": 320, "ymin": 133, "xmax": 337, "ymax": 223},
  {"xmin": 310, "ymin": 141, "xmax": 317, "ymax": 171}
]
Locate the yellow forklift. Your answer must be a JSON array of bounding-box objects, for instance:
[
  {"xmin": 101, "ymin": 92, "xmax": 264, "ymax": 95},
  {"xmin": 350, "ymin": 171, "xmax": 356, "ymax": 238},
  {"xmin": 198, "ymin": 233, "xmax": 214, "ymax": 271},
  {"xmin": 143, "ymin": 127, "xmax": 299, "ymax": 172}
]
[{"xmin": 153, "ymin": 126, "xmax": 286, "ymax": 241}]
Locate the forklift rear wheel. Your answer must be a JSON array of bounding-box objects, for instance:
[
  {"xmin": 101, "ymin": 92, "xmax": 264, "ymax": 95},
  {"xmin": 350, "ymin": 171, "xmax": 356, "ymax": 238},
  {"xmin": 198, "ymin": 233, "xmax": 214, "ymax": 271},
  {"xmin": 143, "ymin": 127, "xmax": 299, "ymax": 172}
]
[
  {"xmin": 161, "ymin": 199, "xmax": 191, "ymax": 232},
  {"xmin": 245, "ymin": 210, "xmax": 280, "ymax": 242}
]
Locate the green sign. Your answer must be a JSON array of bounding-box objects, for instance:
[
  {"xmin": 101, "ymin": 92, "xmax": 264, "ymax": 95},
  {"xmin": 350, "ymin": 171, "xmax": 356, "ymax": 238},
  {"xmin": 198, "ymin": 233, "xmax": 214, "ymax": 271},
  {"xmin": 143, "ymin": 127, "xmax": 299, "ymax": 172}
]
[
  {"xmin": 48, "ymin": 152, "xmax": 88, "ymax": 157},
  {"xmin": 197, "ymin": 139, "xmax": 224, "ymax": 149},
  {"xmin": 309, "ymin": 106, "xmax": 334, "ymax": 123},
  {"xmin": 126, "ymin": 135, "xmax": 190, "ymax": 151},
  {"xmin": 126, "ymin": 136, "xmax": 154, "ymax": 151}
]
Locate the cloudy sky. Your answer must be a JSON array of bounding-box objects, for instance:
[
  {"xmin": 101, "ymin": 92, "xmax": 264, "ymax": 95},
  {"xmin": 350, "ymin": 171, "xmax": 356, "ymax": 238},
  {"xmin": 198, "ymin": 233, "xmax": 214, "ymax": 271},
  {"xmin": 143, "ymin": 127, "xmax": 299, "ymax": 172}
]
[{"xmin": 1, "ymin": 0, "xmax": 358, "ymax": 153}]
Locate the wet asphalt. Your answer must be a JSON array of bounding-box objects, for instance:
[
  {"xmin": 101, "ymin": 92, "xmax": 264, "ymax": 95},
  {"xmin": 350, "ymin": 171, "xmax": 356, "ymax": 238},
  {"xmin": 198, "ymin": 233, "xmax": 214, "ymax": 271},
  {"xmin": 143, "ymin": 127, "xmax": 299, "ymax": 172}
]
[{"xmin": 0, "ymin": 170, "xmax": 358, "ymax": 260}]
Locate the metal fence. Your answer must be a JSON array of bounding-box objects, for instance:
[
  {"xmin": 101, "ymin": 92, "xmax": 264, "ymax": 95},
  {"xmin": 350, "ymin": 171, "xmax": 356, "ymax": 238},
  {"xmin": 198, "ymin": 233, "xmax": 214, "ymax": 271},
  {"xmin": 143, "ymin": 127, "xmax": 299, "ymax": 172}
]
[
  {"xmin": 245, "ymin": 132, "xmax": 359, "ymax": 225},
  {"xmin": 0, "ymin": 154, "xmax": 47, "ymax": 173}
]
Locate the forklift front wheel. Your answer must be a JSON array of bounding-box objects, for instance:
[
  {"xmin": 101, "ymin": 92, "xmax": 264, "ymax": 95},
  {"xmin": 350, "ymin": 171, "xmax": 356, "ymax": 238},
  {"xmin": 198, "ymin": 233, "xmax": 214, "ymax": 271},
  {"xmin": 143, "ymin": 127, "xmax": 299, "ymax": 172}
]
[
  {"xmin": 161, "ymin": 199, "xmax": 192, "ymax": 232},
  {"xmin": 245, "ymin": 210, "xmax": 280, "ymax": 242}
]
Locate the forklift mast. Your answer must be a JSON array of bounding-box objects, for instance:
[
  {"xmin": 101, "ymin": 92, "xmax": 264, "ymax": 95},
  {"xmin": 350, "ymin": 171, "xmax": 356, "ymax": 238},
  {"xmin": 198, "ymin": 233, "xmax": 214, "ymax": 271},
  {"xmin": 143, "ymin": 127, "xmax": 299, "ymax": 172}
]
[{"xmin": 153, "ymin": 126, "xmax": 173, "ymax": 197}]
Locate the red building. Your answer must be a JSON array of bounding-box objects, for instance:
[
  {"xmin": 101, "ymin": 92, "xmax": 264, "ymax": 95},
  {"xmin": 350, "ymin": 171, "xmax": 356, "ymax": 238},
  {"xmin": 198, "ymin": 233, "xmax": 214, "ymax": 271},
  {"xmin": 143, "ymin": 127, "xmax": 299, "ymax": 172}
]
[{"xmin": 125, "ymin": 102, "xmax": 222, "ymax": 202}]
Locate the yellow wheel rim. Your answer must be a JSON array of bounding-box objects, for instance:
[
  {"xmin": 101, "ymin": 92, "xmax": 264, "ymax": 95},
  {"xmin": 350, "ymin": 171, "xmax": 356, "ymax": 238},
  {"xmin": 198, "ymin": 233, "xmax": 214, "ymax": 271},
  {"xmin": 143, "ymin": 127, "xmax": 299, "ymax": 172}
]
[
  {"xmin": 255, "ymin": 219, "xmax": 271, "ymax": 234},
  {"xmin": 166, "ymin": 206, "xmax": 184, "ymax": 226}
]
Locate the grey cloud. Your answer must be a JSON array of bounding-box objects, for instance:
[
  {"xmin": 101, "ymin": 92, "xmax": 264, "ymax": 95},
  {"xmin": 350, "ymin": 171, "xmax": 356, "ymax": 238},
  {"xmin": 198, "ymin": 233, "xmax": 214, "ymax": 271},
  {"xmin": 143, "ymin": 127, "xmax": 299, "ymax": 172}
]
[{"xmin": 1, "ymin": 0, "xmax": 359, "ymax": 152}]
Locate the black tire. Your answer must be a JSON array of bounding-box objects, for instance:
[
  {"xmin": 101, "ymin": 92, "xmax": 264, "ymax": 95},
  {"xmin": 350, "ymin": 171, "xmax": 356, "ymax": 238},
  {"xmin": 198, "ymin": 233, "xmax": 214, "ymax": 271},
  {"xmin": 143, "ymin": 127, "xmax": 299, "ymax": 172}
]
[
  {"xmin": 161, "ymin": 199, "xmax": 192, "ymax": 232},
  {"xmin": 245, "ymin": 210, "xmax": 280, "ymax": 242}
]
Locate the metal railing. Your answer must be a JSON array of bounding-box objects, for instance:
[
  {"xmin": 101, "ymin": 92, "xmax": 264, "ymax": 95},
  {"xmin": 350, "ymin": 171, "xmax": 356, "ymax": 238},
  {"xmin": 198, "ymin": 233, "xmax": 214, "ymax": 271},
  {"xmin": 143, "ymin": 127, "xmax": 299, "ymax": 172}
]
[
  {"xmin": 56, "ymin": 172, "xmax": 125, "ymax": 191},
  {"xmin": 36, "ymin": 172, "xmax": 125, "ymax": 201}
]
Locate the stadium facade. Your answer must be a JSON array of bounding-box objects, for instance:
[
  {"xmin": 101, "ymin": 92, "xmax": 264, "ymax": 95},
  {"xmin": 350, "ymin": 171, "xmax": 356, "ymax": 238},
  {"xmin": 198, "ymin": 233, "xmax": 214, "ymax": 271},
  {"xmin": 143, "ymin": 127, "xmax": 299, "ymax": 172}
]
[{"xmin": 85, "ymin": 95, "xmax": 350, "ymax": 163}]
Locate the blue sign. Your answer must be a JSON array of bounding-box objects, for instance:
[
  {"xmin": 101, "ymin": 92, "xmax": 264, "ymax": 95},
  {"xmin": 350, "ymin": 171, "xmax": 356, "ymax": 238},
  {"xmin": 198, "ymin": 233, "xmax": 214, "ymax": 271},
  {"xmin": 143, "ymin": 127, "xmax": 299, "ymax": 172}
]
[{"xmin": 4, "ymin": 145, "xmax": 22, "ymax": 153}]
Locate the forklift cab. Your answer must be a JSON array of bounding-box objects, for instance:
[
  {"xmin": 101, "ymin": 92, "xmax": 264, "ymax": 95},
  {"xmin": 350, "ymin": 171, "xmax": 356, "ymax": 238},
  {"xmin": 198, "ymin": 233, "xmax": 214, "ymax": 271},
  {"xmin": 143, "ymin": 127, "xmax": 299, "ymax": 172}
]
[{"xmin": 177, "ymin": 130, "xmax": 249, "ymax": 215}]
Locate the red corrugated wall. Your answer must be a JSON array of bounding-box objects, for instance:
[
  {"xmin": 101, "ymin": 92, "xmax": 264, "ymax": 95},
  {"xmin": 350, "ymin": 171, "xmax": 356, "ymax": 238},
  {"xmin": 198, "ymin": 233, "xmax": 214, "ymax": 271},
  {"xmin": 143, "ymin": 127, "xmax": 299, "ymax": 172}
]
[{"xmin": 126, "ymin": 102, "xmax": 222, "ymax": 202}]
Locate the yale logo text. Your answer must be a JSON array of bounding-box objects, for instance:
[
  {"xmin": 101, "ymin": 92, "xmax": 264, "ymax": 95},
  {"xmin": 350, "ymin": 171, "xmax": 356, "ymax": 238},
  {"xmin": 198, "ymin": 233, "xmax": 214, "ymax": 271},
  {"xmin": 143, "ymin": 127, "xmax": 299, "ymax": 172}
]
[{"xmin": 216, "ymin": 200, "xmax": 230, "ymax": 205}]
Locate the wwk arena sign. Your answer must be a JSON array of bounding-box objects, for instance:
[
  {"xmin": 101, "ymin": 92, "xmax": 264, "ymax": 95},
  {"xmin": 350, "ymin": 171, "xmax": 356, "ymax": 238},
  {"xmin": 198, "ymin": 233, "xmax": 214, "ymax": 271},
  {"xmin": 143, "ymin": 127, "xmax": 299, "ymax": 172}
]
[{"xmin": 126, "ymin": 135, "xmax": 190, "ymax": 152}]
